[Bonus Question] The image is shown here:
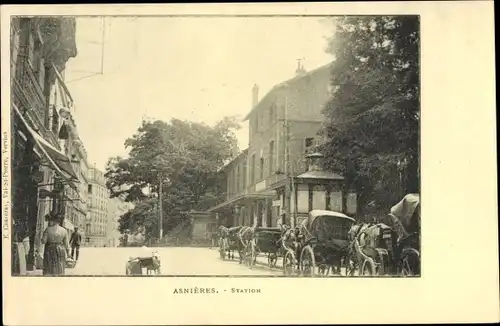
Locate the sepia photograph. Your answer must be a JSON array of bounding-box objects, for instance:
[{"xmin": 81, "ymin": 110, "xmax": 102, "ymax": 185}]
[{"xmin": 9, "ymin": 14, "xmax": 420, "ymax": 277}]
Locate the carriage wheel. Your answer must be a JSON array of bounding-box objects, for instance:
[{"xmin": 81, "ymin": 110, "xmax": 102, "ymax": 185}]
[
  {"xmin": 300, "ymin": 246, "xmax": 316, "ymax": 277},
  {"xmin": 400, "ymin": 249, "xmax": 420, "ymax": 276},
  {"xmin": 361, "ymin": 258, "xmax": 376, "ymax": 276},
  {"xmin": 401, "ymin": 258, "xmax": 413, "ymax": 276},
  {"xmin": 376, "ymin": 251, "xmax": 387, "ymax": 276},
  {"xmin": 283, "ymin": 250, "xmax": 296, "ymax": 276},
  {"xmin": 268, "ymin": 253, "xmax": 278, "ymax": 268},
  {"xmin": 219, "ymin": 239, "xmax": 227, "ymax": 260},
  {"xmin": 318, "ymin": 265, "xmax": 330, "ymax": 276},
  {"xmin": 344, "ymin": 257, "xmax": 356, "ymax": 277}
]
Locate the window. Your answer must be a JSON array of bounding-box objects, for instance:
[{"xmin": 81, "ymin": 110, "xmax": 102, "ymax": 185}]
[
  {"xmin": 269, "ymin": 141, "xmax": 275, "ymax": 174},
  {"xmin": 255, "ymin": 115, "xmax": 259, "ymax": 133},
  {"xmin": 259, "ymin": 157, "xmax": 264, "ymax": 180},
  {"xmin": 88, "ymin": 184, "xmax": 92, "ymax": 194},
  {"xmin": 305, "ymin": 138, "xmax": 314, "ymax": 149},
  {"xmin": 297, "ymin": 184, "xmax": 309, "ymax": 213},
  {"xmin": 251, "ymin": 154, "xmax": 256, "ymax": 184},
  {"xmin": 33, "ymin": 39, "xmax": 44, "ymax": 89},
  {"xmin": 330, "ymin": 190, "xmax": 343, "ymax": 211},
  {"xmin": 51, "ymin": 107, "xmax": 60, "ymax": 136},
  {"xmin": 27, "ymin": 32, "xmax": 35, "ymax": 65},
  {"xmin": 242, "ymin": 163, "xmax": 247, "ymax": 189},
  {"xmin": 236, "ymin": 165, "xmax": 240, "ymax": 192},
  {"xmin": 312, "ymin": 185, "xmax": 327, "ymax": 210}
]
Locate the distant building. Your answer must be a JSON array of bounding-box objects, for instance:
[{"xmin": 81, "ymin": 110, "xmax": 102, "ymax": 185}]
[
  {"xmin": 106, "ymin": 198, "xmax": 134, "ymax": 247},
  {"xmin": 208, "ymin": 61, "xmax": 357, "ymax": 227},
  {"xmin": 85, "ymin": 167, "xmax": 109, "ymax": 247}
]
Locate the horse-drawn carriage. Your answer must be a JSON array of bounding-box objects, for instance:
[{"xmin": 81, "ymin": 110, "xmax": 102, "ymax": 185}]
[
  {"xmin": 347, "ymin": 194, "xmax": 420, "ymax": 276},
  {"xmin": 281, "ymin": 210, "xmax": 356, "ymax": 276},
  {"xmin": 125, "ymin": 249, "xmax": 161, "ymax": 275},
  {"xmin": 218, "ymin": 226, "xmax": 252, "ymax": 264},
  {"xmin": 244, "ymin": 227, "xmax": 284, "ymax": 269}
]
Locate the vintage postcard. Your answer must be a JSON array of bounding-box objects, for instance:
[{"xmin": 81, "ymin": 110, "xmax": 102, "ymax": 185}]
[{"xmin": 1, "ymin": 2, "xmax": 498, "ymax": 325}]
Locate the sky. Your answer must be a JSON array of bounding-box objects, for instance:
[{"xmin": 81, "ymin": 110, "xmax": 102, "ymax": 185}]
[{"xmin": 64, "ymin": 16, "xmax": 335, "ymax": 171}]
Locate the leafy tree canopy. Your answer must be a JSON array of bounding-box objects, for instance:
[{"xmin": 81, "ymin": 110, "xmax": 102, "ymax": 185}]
[
  {"xmin": 320, "ymin": 16, "xmax": 420, "ymax": 216},
  {"xmin": 106, "ymin": 117, "xmax": 240, "ymax": 236}
]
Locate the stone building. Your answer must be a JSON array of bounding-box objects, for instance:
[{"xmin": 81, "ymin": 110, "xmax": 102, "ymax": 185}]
[
  {"xmin": 208, "ymin": 62, "xmax": 357, "ymax": 228},
  {"xmin": 106, "ymin": 198, "xmax": 134, "ymax": 247},
  {"xmin": 85, "ymin": 166, "xmax": 109, "ymax": 247},
  {"xmin": 10, "ymin": 17, "xmax": 83, "ymax": 275}
]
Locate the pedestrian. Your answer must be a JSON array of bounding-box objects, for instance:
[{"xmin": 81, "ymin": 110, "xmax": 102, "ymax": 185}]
[
  {"xmin": 41, "ymin": 213, "xmax": 71, "ymax": 276},
  {"xmin": 70, "ymin": 227, "xmax": 82, "ymax": 261}
]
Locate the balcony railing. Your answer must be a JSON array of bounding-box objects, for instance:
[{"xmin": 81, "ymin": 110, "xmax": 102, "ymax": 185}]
[{"xmin": 12, "ymin": 59, "xmax": 46, "ymax": 128}]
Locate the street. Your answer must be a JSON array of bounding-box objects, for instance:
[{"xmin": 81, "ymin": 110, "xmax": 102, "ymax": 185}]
[{"xmin": 65, "ymin": 247, "xmax": 283, "ymax": 276}]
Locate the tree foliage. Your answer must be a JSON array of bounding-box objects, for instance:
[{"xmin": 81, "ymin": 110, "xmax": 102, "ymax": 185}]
[
  {"xmin": 106, "ymin": 117, "xmax": 240, "ymax": 237},
  {"xmin": 320, "ymin": 16, "xmax": 420, "ymax": 217}
]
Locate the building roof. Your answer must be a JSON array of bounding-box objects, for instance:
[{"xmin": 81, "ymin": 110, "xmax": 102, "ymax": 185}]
[
  {"xmin": 218, "ymin": 148, "xmax": 249, "ymax": 172},
  {"xmin": 296, "ymin": 170, "xmax": 344, "ymax": 180},
  {"xmin": 243, "ymin": 62, "xmax": 334, "ymax": 121}
]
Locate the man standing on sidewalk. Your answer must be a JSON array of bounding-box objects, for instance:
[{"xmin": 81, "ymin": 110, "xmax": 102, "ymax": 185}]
[{"xmin": 70, "ymin": 227, "xmax": 82, "ymax": 261}]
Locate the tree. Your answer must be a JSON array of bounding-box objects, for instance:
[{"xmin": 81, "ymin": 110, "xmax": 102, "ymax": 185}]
[
  {"xmin": 106, "ymin": 117, "xmax": 240, "ymax": 237},
  {"xmin": 320, "ymin": 16, "xmax": 420, "ymax": 217}
]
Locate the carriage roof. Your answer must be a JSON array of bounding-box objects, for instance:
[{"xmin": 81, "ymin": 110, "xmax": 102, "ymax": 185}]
[
  {"xmin": 302, "ymin": 210, "xmax": 355, "ymax": 230},
  {"xmin": 390, "ymin": 193, "xmax": 420, "ymax": 227},
  {"xmin": 308, "ymin": 210, "xmax": 355, "ymax": 222}
]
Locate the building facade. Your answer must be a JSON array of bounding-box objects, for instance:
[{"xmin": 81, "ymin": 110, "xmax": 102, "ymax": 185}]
[
  {"xmin": 85, "ymin": 167, "xmax": 109, "ymax": 247},
  {"xmin": 209, "ymin": 62, "xmax": 357, "ymax": 227},
  {"xmin": 106, "ymin": 198, "xmax": 134, "ymax": 247},
  {"xmin": 10, "ymin": 17, "xmax": 82, "ymax": 275}
]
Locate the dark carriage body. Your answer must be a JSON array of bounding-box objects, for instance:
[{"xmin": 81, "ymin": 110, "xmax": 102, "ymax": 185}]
[
  {"xmin": 389, "ymin": 193, "xmax": 421, "ymax": 275},
  {"xmin": 253, "ymin": 227, "xmax": 282, "ymax": 254},
  {"xmin": 298, "ymin": 210, "xmax": 356, "ymax": 274},
  {"xmin": 351, "ymin": 194, "xmax": 421, "ymax": 276},
  {"xmin": 307, "ymin": 210, "xmax": 355, "ymax": 263}
]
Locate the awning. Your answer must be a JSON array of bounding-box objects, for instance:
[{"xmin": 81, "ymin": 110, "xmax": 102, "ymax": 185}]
[
  {"xmin": 207, "ymin": 191, "xmax": 275, "ymax": 212},
  {"xmin": 296, "ymin": 170, "xmax": 345, "ymax": 180},
  {"xmin": 13, "ymin": 105, "xmax": 79, "ymax": 187}
]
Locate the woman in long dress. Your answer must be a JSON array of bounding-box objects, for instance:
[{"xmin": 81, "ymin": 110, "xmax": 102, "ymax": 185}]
[{"xmin": 41, "ymin": 214, "xmax": 71, "ymax": 275}]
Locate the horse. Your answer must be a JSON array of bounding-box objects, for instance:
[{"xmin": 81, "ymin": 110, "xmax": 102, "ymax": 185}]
[{"xmin": 218, "ymin": 225, "xmax": 247, "ymax": 263}]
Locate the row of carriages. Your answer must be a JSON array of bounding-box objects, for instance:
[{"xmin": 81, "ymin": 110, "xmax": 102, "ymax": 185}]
[{"xmin": 217, "ymin": 194, "xmax": 420, "ymax": 277}]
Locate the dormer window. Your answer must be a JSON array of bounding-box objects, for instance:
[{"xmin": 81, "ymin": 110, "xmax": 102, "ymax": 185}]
[{"xmin": 51, "ymin": 106, "xmax": 60, "ymax": 135}]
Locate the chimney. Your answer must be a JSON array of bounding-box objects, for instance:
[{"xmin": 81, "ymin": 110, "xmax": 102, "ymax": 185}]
[
  {"xmin": 252, "ymin": 84, "xmax": 259, "ymax": 107},
  {"xmin": 295, "ymin": 59, "xmax": 306, "ymax": 76}
]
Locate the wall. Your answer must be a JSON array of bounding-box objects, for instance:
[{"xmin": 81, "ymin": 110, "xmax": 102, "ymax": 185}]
[
  {"xmin": 85, "ymin": 167, "xmax": 109, "ymax": 247},
  {"xmin": 106, "ymin": 198, "xmax": 133, "ymax": 247},
  {"xmin": 225, "ymin": 150, "xmax": 248, "ymax": 201},
  {"xmin": 222, "ymin": 64, "xmax": 333, "ymax": 202}
]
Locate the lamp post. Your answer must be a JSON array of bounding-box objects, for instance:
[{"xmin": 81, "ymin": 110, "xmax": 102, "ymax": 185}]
[
  {"xmin": 281, "ymin": 82, "xmax": 296, "ymax": 228},
  {"xmin": 158, "ymin": 172, "xmax": 163, "ymax": 240}
]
